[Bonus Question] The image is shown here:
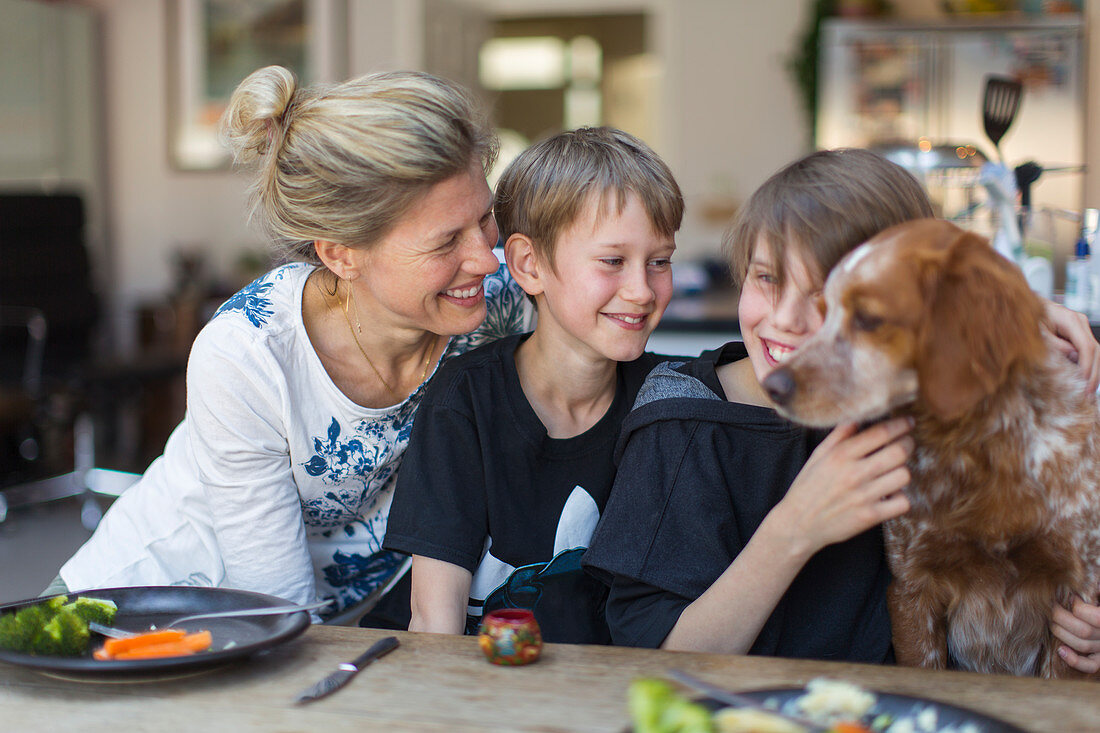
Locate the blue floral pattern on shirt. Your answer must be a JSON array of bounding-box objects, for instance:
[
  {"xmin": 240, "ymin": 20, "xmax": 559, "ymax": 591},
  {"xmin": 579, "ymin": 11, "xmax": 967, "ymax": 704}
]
[
  {"xmin": 300, "ymin": 409, "xmax": 414, "ymax": 527},
  {"xmin": 321, "ymin": 549, "xmax": 406, "ymax": 617},
  {"xmin": 212, "ymin": 270, "xmax": 278, "ymax": 327},
  {"xmin": 478, "ymin": 265, "xmax": 531, "ymax": 343}
]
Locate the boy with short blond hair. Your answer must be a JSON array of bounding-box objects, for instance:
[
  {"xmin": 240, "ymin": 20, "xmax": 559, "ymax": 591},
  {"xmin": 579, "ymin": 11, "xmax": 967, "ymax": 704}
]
[{"xmin": 384, "ymin": 127, "xmax": 682, "ymax": 643}]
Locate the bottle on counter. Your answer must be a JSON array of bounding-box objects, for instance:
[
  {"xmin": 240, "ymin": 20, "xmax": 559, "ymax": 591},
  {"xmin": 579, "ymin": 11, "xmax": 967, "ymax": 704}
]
[
  {"xmin": 1065, "ymin": 233, "xmax": 1090, "ymax": 314},
  {"xmin": 1083, "ymin": 209, "xmax": 1100, "ymax": 323}
]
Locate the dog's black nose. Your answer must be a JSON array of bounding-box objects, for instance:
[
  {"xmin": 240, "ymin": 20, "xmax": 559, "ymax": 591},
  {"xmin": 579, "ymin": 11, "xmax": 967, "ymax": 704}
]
[{"xmin": 763, "ymin": 368, "xmax": 796, "ymax": 406}]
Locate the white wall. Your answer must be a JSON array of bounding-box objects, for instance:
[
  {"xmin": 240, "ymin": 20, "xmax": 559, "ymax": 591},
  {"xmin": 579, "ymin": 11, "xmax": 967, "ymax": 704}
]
[
  {"xmin": 1086, "ymin": 0, "xmax": 1100, "ymax": 209},
  {"xmin": 659, "ymin": 0, "xmax": 809, "ymax": 256},
  {"xmin": 87, "ymin": 0, "xmax": 809, "ymax": 345},
  {"xmin": 471, "ymin": 0, "xmax": 810, "ymax": 255},
  {"xmin": 92, "ymin": 0, "xmax": 260, "ymax": 348},
  {"xmin": 0, "ymin": 1, "xmax": 109, "ymax": 287}
]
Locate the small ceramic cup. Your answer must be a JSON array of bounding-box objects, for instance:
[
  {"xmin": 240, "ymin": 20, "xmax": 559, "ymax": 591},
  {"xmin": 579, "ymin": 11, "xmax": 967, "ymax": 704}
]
[{"xmin": 477, "ymin": 608, "xmax": 543, "ymax": 665}]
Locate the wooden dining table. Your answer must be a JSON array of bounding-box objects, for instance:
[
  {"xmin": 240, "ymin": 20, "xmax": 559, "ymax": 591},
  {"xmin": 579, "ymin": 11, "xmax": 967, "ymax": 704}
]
[{"xmin": 1, "ymin": 626, "xmax": 1096, "ymax": 732}]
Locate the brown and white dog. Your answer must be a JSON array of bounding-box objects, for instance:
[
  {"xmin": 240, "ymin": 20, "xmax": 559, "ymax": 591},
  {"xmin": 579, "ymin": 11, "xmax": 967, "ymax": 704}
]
[{"xmin": 763, "ymin": 218, "xmax": 1100, "ymax": 679}]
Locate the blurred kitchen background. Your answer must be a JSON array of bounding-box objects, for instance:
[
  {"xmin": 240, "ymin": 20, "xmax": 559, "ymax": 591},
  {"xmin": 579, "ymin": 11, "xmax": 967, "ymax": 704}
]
[{"xmin": 1, "ymin": 0, "xmax": 1098, "ymax": 600}]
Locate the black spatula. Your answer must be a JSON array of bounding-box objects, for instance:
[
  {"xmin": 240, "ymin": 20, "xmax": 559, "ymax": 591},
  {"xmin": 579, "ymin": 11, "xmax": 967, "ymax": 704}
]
[{"xmin": 982, "ymin": 75, "xmax": 1022, "ymax": 163}]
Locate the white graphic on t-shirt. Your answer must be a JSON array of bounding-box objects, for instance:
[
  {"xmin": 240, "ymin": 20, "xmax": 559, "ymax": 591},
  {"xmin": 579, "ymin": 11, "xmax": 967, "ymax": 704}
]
[
  {"xmin": 553, "ymin": 485, "xmax": 599, "ymax": 554},
  {"xmin": 468, "ymin": 536, "xmax": 514, "ymax": 615},
  {"xmin": 466, "ymin": 485, "xmax": 599, "ymax": 618}
]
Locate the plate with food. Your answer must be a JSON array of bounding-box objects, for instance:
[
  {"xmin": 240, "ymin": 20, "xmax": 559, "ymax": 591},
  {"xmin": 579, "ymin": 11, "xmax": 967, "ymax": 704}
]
[
  {"xmin": 0, "ymin": 586, "xmax": 311, "ymax": 674},
  {"xmin": 629, "ymin": 676, "xmax": 1026, "ymax": 733}
]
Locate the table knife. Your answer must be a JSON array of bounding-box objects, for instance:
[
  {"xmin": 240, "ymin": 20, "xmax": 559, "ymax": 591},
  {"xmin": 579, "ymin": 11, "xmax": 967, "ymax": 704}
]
[{"xmin": 294, "ymin": 636, "xmax": 399, "ymax": 704}]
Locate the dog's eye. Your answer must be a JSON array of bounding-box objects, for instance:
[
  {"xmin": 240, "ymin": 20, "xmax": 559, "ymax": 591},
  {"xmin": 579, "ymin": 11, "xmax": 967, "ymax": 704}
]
[
  {"xmin": 813, "ymin": 293, "xmax": 826, "ymax": 317},
  {"xmin": 852, "ymin": 311, "xmax": 883, "ymax": 332}
]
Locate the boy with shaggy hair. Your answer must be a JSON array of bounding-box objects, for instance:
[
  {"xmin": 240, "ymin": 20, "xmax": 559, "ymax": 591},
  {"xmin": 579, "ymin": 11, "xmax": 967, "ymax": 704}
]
[{"xmin": 583, "ymin": 148, "xmax": 1100, "ymax": 670}]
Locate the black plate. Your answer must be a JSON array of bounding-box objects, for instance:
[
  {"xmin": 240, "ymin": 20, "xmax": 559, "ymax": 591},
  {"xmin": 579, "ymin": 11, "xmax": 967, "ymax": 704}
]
[
  {"xmin": 0, "ymin": 586, "xmax": 310, "ymax": 674},
  {"xmin": 705, "ymin": 687, "xmax": 1026, "ymax": 733}
]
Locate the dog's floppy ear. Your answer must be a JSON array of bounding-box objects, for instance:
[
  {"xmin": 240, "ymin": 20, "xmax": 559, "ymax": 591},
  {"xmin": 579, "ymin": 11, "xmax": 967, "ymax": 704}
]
[{"xmin": 914, "ymin": 227, "xmax": 1046, "ymax": 421}]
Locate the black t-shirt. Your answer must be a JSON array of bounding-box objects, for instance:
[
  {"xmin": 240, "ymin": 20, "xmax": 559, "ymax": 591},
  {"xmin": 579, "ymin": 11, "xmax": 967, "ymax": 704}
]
[
  {"xmin": 582, "ymin": 343, "xmax": 893, "ymax": 663},
  {"xmin": 384, "ymin": 333, "xmax": 665, "ymax": 644}
]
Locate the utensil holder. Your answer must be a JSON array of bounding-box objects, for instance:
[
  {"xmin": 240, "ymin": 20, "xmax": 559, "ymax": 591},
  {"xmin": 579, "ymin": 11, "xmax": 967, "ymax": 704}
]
[{"xmin": 478, "ymin": 609, "xmax": 542, "ymax": 665}]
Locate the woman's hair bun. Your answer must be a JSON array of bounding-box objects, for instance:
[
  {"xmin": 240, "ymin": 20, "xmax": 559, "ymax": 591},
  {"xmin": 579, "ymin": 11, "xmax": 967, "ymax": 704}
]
[
  {"xmin": 221, "ymin": 67, "xmax": 496, "ymax": 264},
  {"xmin": 220, "ymin": 65, "xmax": 299, "ymax": 163}
]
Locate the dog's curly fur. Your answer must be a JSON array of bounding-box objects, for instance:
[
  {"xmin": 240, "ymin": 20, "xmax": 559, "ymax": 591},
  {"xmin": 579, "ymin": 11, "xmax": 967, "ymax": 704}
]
[{"xmin": 766, "ymin": 218, "xmax": 1100, "ymax": 678}]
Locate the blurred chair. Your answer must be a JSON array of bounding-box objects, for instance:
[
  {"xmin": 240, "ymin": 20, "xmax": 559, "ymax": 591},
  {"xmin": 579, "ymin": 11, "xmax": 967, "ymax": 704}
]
[
  {"xmin": 0, "ymin": 192, "xmax": 175, "ymax": 528},
  {"xmin": 0, "ymin": 305, "xmax": 47, "ymax": 485}
]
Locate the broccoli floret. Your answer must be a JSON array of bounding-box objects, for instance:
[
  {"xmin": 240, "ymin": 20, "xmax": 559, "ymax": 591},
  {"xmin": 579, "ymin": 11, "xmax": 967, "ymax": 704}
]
[
  {"xmin": 43, "ymin": 594, "xmax": 68, "ymax": 611},
  {"xmin": 0, "ymin": 596, "xmax": 98, "ymax": 656},
  {"xmin": 0, "ymin": 605, "xmax": 51, "ymax": 653},
  {"xmin": 628, "ymin": 678, "xmax": 715, "ymax": 733},
  {"xmin": 35, "ymin": 609, "xmax": 90, "ymax": 656},
  {"xmin": 0, "ymin": 612, "xmax": 34, "ymax": 653},
  {"xmin": 631, "ymin": 678, "xmax": 678, "ymax": 733},
  {"xmin": 661, "ymin": 701, "xmax": 713, "ymax": 733},
  {"xmin": 14, "ymin": 606, "xmax": 53, "ymax": 651},
  {"xmin": 63, "ymin": 597, "xmax": 117, "ymax": 626}
]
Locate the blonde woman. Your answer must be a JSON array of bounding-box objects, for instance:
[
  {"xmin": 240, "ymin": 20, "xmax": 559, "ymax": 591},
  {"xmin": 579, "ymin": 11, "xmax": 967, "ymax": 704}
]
[{"xmin": 53, "ymin": 67, "xmax": 532, "ymax": 626}]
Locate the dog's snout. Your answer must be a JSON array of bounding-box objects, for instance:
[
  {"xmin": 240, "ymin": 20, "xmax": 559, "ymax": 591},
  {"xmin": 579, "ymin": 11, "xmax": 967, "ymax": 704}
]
[{"xmin": 763, "ymin": 368, "xmax": 796, "ymax": 406}]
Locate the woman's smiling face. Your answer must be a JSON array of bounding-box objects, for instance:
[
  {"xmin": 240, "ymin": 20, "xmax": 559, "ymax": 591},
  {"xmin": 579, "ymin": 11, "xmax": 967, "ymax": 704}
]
[
  {"xmin": 352, "ymin": 160, "xmax": 503, "ymax": 336},
  {"xmin": 738, "ymin": 235, "xmax": 826, "ymax": 390}
]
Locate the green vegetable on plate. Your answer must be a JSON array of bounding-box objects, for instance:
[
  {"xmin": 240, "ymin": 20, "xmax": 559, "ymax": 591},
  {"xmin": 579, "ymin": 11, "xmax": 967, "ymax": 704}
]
[
  {"xmin": 629, "ymin": 678, "xmax": 715, "ymax": 733},
  {"xmin": 0, "ymin": 595, "xmax": 117, "ymax": 656}
]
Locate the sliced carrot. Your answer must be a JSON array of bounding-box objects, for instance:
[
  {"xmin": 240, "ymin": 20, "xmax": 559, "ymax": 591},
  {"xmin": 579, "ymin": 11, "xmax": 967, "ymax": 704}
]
[
  {"xmin": 179, "ymin": 630, "xmax": 212, "ymax": 652},
  {"xmin": 830, "ymin": 723, "xmax": 873, "ymax": 733},
  {"xmin": 105, "ymin": 631, "xmax": 212, "ymax": 660},
  {"xmin": 112, "ymin": 643, "xmax": 194, "ymax": 659},
  {"xmin": 93, "ymin": 647, "xmax": 111, "ymax": 661},
  {"xmin": 102, "ymin": 628, "xmax": 186, "ymax": 656}
]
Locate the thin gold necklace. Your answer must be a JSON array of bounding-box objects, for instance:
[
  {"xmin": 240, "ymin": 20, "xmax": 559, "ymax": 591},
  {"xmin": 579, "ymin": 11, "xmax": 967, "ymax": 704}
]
[{"xmin": 339, "ymin": 280, "xmax": 437, "ymax": 398}]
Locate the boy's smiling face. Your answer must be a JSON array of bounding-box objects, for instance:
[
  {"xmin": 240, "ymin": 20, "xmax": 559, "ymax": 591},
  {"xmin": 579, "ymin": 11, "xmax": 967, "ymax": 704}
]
[
  {"xmin": 739, "ymin": 236, "xmax": 826, "ymax": 390},
  {"xmin": 530, "ymin": 190, "xmax": 676, "ymax": 363}
]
